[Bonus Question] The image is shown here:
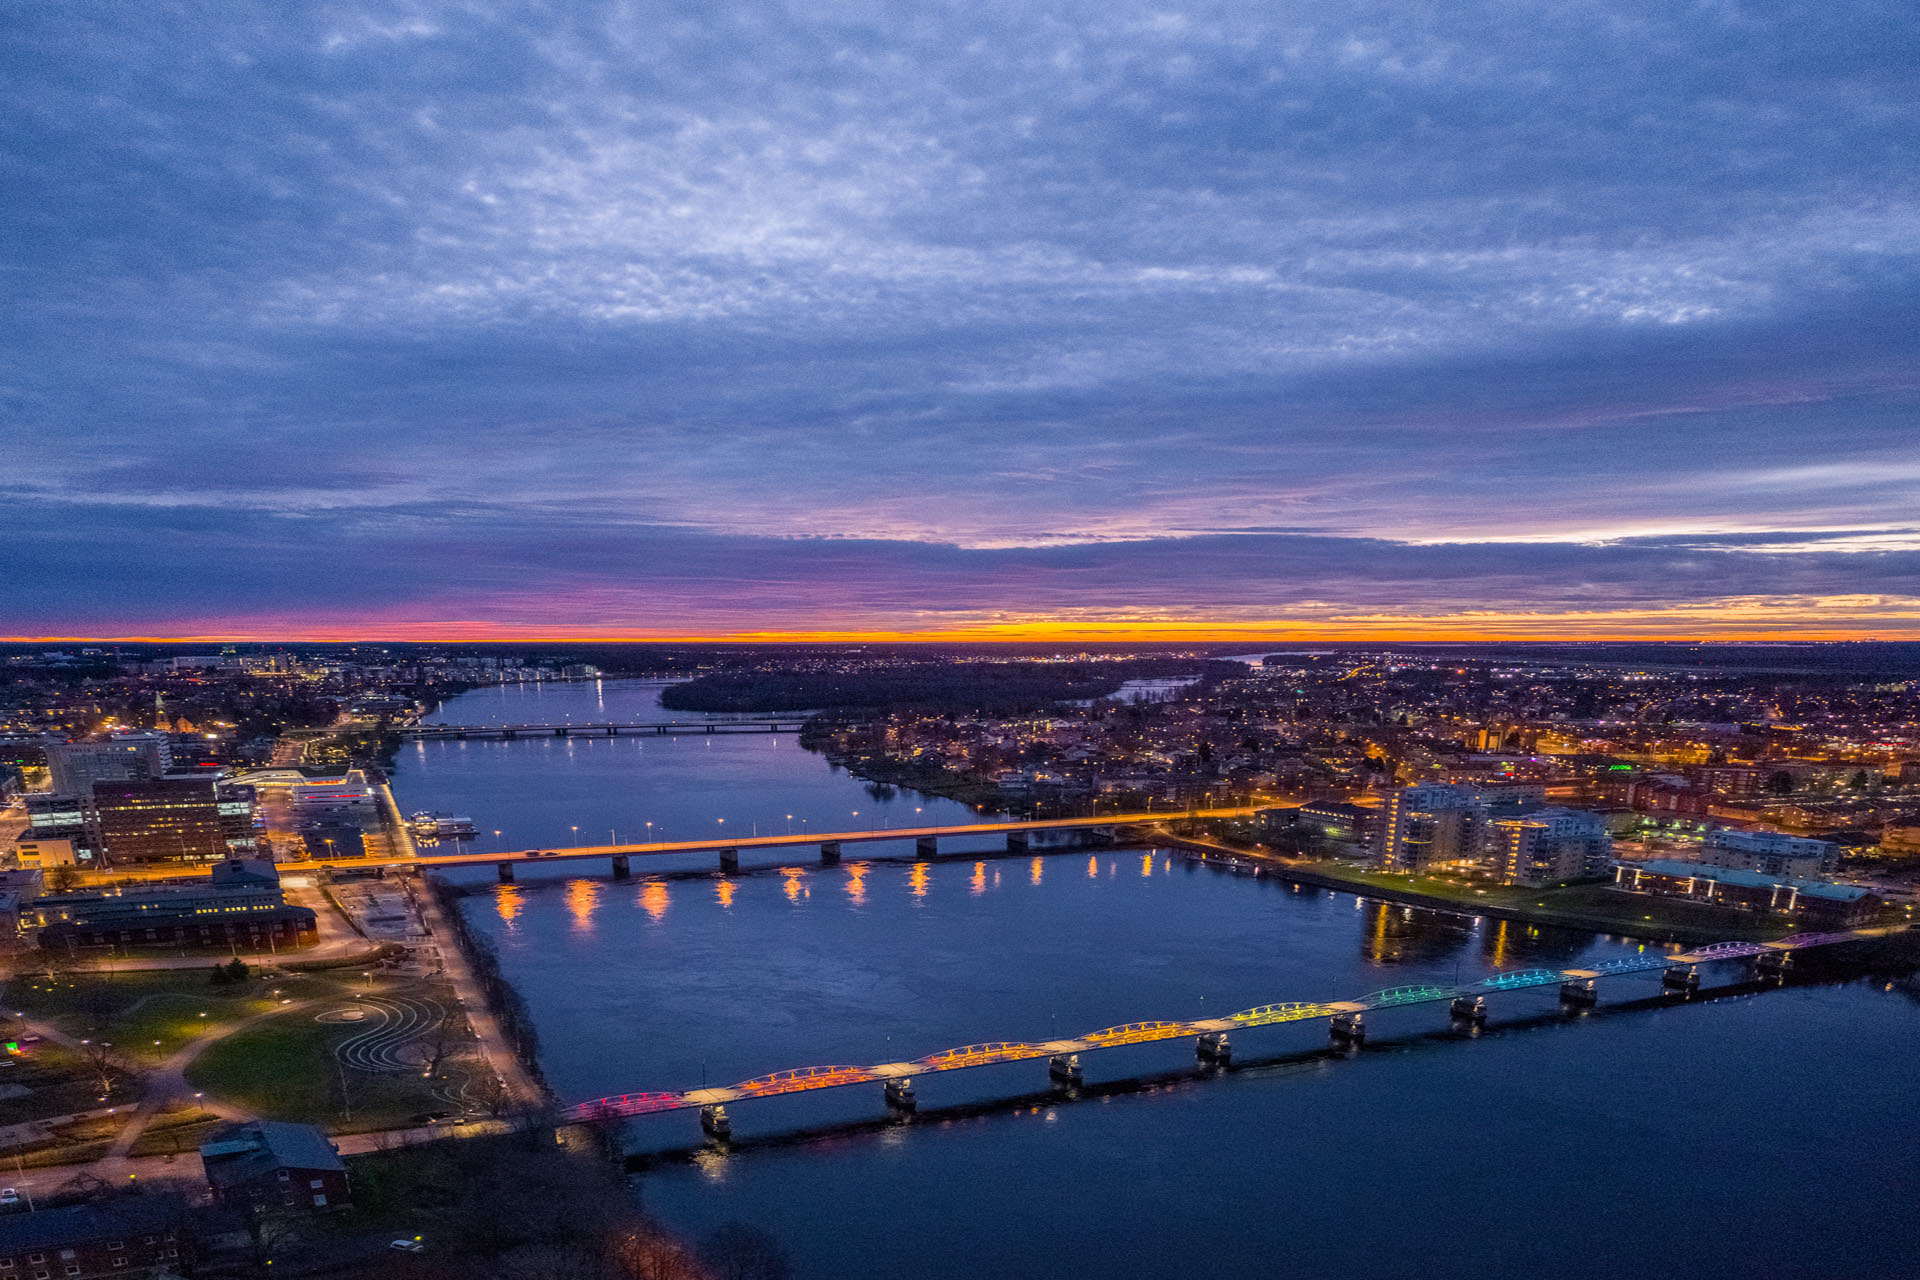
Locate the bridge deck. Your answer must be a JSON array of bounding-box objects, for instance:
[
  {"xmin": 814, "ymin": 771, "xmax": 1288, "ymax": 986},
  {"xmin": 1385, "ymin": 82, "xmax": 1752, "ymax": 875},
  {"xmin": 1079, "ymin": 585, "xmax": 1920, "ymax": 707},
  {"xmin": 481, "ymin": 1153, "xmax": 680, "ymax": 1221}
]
[{"xmin": 561, "ymin": 925, "xmax": 1903, "ymax": 1123}]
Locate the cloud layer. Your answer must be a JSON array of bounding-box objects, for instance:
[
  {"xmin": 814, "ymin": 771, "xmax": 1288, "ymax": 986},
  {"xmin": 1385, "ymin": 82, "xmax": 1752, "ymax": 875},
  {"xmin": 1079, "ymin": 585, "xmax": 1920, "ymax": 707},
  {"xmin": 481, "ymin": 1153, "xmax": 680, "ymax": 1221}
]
[{"xmin": 3, "ymin": 1, "xmax": 1917, "ymax": 637}]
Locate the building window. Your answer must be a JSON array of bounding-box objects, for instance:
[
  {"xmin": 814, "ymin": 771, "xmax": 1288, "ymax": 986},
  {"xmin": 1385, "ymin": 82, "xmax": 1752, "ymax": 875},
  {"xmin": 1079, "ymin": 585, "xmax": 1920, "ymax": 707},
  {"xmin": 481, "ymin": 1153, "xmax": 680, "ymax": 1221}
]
[
  {"xmin": 309, "ymin": 1179, "xmax": 323, "ymax": 1189},
  {"xmin": 313, "ymin": 1193, "xmax": 327, "ymax": 1207},
  {"xmin": 112, "ymin": 1260, "xmax": 126, "ymax": 1270},
  {"xmin": 27, "ymin": 1255, "xmax": 43, "ymax": 1265},
  {"xmin": 33, "ymin": 1269, "xmax": 48, "ymax": 1280},
  {"xmin": 63, "ymin": 1267, "xmax": 78, "ymax": 1276}
]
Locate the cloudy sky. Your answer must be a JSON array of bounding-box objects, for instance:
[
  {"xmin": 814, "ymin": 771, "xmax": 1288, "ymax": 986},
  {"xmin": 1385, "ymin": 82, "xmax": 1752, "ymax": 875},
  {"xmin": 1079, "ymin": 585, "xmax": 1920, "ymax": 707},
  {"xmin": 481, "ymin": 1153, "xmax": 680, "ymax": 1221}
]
[{"xmin": 4, "ymin": 0, "xmax": 1917, "ymax": 640}]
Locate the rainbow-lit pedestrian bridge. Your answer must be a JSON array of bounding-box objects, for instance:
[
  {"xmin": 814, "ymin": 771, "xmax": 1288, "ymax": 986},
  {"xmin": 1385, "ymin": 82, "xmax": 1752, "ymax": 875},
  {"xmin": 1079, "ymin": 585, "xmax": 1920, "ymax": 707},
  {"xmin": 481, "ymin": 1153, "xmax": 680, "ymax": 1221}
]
[{"xmin": 559, "ymin": 926, "xmax": 1898, "ymax": 1127}]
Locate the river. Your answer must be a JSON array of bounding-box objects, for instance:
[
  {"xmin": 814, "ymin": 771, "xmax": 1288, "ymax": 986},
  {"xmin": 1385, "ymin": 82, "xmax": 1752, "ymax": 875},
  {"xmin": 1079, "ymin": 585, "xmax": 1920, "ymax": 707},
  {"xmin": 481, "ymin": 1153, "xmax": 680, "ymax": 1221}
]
[{"xmin": 394, "ymin": 679, "xmax": 1920, "ymax": 1279}]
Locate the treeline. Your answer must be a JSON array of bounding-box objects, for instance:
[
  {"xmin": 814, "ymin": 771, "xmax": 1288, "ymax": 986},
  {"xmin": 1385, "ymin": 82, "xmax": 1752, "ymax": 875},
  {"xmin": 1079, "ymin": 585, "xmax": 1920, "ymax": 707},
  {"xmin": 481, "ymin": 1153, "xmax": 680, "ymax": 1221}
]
[
  {"xmin": 661, "ymin": 658, "xmax": 1230, "ymax": 715},
  {"xmin": 430, "ymin": 881, "xmax": 551, "ymax": 1101}
]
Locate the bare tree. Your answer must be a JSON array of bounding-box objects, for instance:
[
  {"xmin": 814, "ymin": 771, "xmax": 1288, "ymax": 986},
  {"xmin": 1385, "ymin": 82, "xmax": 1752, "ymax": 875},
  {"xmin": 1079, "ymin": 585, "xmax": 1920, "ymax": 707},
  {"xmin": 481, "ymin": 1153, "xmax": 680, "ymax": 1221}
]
[
  {"xmin": 422, "ymin": 1007, "xmax": 466, "ymax": 1078},
  {"xmin": 78, "ymin": 1039, "xmax": 134, "ymax": 1100}
]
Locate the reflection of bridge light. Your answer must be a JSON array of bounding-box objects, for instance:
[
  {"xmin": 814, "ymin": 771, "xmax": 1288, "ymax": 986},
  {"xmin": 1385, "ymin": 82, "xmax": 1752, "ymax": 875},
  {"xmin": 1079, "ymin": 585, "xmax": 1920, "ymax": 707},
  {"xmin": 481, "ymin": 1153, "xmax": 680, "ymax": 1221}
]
[
  {"xmin": 1488, "ymin": 919, "xmax": 1510, "ymax": 968},
  {"xmin": 639, "ymin": 880, "xmax": 669, "ymax": 923},
  {"xmin": 845, "ymin": 863, "xmax": 868, "ymax": 905},
  {"xmin": 715, "ymin": 878, "xmax": 735, "ymax": 909},
  {"xmin": 1030, "ymin": 857, "xmax": 1044, "ymax": 886},
  {"xmin": 1087, "ymin": 855, "xmax": 1098, "ymax": 879},
  {"xmin": 494, "ymin": 884, "xmax": 524, "ymax": 927},
  {"xmin": 564, "ymin": 879, "xmax": 600, "ymax": 933},
  {"xmin": 1141, "ymin": 852, "xmax": 1154, "ymax": 877},
  {"xmin": 781, "ymin": 867, "xmax": 806, "ymax": 903},
  {"xmin": 970, "ymin": 861, "xmax": 986, "ymax": 895},
  {"xmin": 909, "ymin": 862, "xmax": 930, "ymax": 900}
]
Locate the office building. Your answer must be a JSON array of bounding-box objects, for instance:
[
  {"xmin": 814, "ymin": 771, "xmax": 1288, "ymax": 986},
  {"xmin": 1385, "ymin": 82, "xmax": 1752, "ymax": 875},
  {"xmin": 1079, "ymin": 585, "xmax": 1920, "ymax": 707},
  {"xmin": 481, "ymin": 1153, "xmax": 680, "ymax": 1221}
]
[
  {"xmin": 32, "ymin": 857, "xmax": 316, "ymax": 951},
  {"xmin": 1614, "ymin": 860, "xmax": 1879, "ymax": 927},
  {"xmin": 45, "ymin": 733, "xmax": 171, "ymax": 796},
  {"xmin": 87, "ymin": 778, "xmax": 257, "ymax": 867}
]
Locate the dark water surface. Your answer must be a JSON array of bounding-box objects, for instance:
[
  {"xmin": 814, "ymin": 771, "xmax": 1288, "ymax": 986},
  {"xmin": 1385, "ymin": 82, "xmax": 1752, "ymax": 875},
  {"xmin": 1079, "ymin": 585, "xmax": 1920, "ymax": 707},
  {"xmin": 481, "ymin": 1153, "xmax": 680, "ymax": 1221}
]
[{"xmin": 395, "ymin": 681, "xmax": 1920, "ymax": 1279}]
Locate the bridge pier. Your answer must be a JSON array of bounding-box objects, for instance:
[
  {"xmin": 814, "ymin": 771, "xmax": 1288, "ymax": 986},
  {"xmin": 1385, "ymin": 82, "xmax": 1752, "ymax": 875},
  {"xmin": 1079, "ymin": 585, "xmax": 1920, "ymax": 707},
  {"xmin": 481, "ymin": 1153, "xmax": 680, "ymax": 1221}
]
[
  {"xmin": 611, "ymin": 854, "xmax": 631, "ymax": 878},
  {"xmin": 1006, "ymin": 831, "xmax": 1029, "ymax": 854},
  {"xmin": 556, "ymin": 726, "xmax": 568, "ymax": 737},
  {"xmin": 1559, "ymin": 979, "xmax": 1598, "ymax": 1008},
  {"xmin": 497, "ymin": 861, "xmax": 516, "ymax": 883},
  {"xmin": 1662, "ymin": 966, "xmax": 1699, "ymax": 994},
  {"xmin": 819, "ymin": 841, "xmax": 842, "ymax": 866},
  {"xmin": 915, "ymin": 835, "xmax": 938, "ymax": 860},
  {"xmin": 502, "ymin": 729, "xmax": 517, "ymax": 740},
  {"xmin": 718, "ymin": 847, "xmax": 740, "ymax": 873}
]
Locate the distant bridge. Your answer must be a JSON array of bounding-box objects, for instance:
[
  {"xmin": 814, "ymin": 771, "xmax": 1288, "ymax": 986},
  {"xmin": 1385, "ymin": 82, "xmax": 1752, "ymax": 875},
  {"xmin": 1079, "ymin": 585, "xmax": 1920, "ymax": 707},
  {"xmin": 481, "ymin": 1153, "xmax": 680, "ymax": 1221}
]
[
  {"xmin": 399, "ymin": 718, "xmax": 810, "ymax": 740},
  {"xmin": 559, "ymin": 925, "xmax": 1904, "ymax": 1126}
]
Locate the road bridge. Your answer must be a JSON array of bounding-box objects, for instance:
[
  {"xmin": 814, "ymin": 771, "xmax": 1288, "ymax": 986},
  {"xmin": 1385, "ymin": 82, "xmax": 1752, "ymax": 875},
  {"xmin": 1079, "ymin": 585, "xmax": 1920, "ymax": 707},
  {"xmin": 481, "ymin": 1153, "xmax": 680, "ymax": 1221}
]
[
  {"xmin": 398, "ymin": 719, "xmax": 809, "ymax": 739},
  {"xmin": 78, "ymin": 809, "xmax": 1258, "ymax": 884},
  {"xmin": 559, "ymin": 924, "xmax": 1904, "ymax": 1127}
]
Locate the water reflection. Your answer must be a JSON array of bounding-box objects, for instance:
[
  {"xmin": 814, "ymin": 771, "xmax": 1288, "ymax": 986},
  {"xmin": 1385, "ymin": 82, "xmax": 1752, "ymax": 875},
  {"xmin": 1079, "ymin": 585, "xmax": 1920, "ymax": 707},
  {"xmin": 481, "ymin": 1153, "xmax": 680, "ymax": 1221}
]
[
  {"xmin": 845, "ymin": 863, "xmax": 868, "ymax": 906},
  {"xmin": 909, "ymin": 863, "xmax": 930, "ymax": 900},
  {"xmin": 1358, "ymin": 901, "xmax": 1474, "ymax": 967},
  {"xmin": 782, "ymin": 867, "xmax": 808, "ymax": 903},
  {"xmin": 1087, "ymin": 855, "xmax": 1099, "ymax": 879},
  {"xmin": 1140, "ymin": 853, "xmax": 1154, "ymax": 878},
  {"xmin": 970, "ymin": 862, "xmax": 987, "ymax": 896},
  {"xmin": 1030, "ymin": 857, "xmax": 1044, "ymax": 886},
  {"xmin": 639, "ymin": 879, "xmax": 670, "ymax": 923},
  {"xmin": 494, "ymin": 884, "xmax": 524, "ymax": 927},
  {"xmin": 715, "ymin": 878, "xmax": 736, "ymax": 909},
  {"xmin": 564, "ymin": 879, "xmax": 601, "ymax": 933}
]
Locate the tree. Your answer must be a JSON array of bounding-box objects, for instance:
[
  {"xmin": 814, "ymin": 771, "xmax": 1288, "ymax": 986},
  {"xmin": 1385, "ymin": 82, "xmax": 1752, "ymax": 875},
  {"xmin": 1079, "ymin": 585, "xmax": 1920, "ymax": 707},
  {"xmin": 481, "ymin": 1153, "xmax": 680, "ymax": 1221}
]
[
  {"xmin": 1848, "ymin": 769, "xmax": 1871, "ymax": 792},
  {"xmin": 78, "ymin": 1039, "xmax": 134, "ymax": 1100},
  {"xmin": 1763, "ymin": 770, "xmax": 1796, "ymax": 796}
]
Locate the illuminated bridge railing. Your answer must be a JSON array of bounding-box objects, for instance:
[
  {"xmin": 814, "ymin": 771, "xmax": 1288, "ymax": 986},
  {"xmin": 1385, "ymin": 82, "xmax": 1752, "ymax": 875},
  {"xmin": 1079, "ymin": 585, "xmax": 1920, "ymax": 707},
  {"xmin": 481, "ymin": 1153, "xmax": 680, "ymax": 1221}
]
[
  {"xmin": 1472, "ymin": 969, "xmax": 1562, "ymax": 993},
  {"xmin": 1084, "ymin": 1021, "xmax": 1191, "ymax": 1047},
  {"xmin": 1588, "ymin": 955, "xmax": 1674, "ymax": 976},
  {"xmin": 559, "ymin": 1092, "xmax": 684, "ymax": 1122},
  {"xmin": 559, "ymin": 925, "xmax": 1898, "ymax": 1124},
  {"xmin": 916, "ymin": 1042, "xmax": 1051, "ymax": 1070},
  {"xmin": 1231, "ymin": 1002, "xmax": 1339, "ymax": 1028},
  {"xmin": 734, "ymin": 1066, "xmax": 881, "ymax": 1097},
  {"xmin": 1357, "ymin": 985, "xmax": 1454, "ymax": 1010}
]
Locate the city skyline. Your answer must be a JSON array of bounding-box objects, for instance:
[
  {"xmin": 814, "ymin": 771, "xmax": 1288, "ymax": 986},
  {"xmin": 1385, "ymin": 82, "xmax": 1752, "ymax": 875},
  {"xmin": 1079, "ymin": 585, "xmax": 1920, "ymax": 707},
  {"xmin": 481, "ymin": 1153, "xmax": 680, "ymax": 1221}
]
[{"xmin": 5, "ymin": 1, "xmax": 1918, "ymax": 641}]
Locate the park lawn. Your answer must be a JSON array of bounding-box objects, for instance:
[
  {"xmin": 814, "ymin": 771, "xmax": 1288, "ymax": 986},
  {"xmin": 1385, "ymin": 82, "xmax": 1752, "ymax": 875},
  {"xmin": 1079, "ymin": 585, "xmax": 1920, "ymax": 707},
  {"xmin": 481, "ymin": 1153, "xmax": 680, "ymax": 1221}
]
[
  {"xmin": 0, "ymin": 1044, "xmax": 118, "ymax": 1128},
  {"xmin": 185, "ymin": 1000, "xmax": 470, "ymax": 1135},
  {"xmin": 126, "ymin": 1105, "xmax": 224, "ymax": 1158},
  {"xmin": 1, "ymin": 969, "xmax": 371, "ymax": 1066},
  {"xmin": 3, "ymin": 971, "xmax": 274, "ymax": 1061}
]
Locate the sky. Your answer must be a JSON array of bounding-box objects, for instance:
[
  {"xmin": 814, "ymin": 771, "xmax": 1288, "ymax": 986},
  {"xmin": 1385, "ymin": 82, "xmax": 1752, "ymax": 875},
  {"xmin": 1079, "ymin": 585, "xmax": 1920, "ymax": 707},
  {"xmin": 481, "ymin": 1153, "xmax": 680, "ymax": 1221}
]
[{"xmin": 3, "ymin": 0, "xmax": 1917, "ymax": 642}]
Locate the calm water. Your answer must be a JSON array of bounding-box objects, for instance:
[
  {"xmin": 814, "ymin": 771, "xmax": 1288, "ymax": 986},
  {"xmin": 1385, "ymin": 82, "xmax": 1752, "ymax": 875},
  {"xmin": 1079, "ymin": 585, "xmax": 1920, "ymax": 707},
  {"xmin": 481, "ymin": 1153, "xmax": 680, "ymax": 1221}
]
[{"xmin": 395, "ymin": 681, "xmax": 1920, "ymax": 1279}]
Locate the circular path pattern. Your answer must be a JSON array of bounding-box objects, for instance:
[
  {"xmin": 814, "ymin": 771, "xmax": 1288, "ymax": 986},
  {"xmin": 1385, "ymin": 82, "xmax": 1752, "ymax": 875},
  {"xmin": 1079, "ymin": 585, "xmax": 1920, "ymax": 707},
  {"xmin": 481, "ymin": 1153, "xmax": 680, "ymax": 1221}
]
[{"xmin": 317, "ymin": 996, "xmax": 447, "ymax": 1073}]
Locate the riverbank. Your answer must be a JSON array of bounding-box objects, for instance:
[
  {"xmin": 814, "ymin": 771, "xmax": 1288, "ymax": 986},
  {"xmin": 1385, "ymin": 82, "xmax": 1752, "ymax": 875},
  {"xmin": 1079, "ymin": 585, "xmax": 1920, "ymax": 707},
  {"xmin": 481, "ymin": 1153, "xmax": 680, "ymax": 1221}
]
[{"xmin": 1158, "ymin": 831, "xmax": 1806, "ymax": 945}]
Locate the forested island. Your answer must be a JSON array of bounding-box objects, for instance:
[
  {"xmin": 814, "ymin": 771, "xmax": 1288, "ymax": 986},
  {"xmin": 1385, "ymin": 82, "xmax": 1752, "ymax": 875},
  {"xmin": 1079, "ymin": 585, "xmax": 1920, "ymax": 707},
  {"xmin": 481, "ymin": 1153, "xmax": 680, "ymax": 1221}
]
[{"xmin": 660, "ymin": 658, "xmax": 1236, "ymax": 714}]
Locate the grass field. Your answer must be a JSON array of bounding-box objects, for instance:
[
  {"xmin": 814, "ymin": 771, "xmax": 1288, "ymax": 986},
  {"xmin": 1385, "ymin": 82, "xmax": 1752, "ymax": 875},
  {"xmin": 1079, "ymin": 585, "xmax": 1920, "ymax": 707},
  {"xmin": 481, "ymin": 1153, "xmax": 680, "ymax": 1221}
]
[
  {"xmin": 3, "ymin": 970, "xmax": 278, "ymax": 1062},
  {"xmin": 185, "ymin": 980, "xmax": 480, "ymax": 1133}
]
